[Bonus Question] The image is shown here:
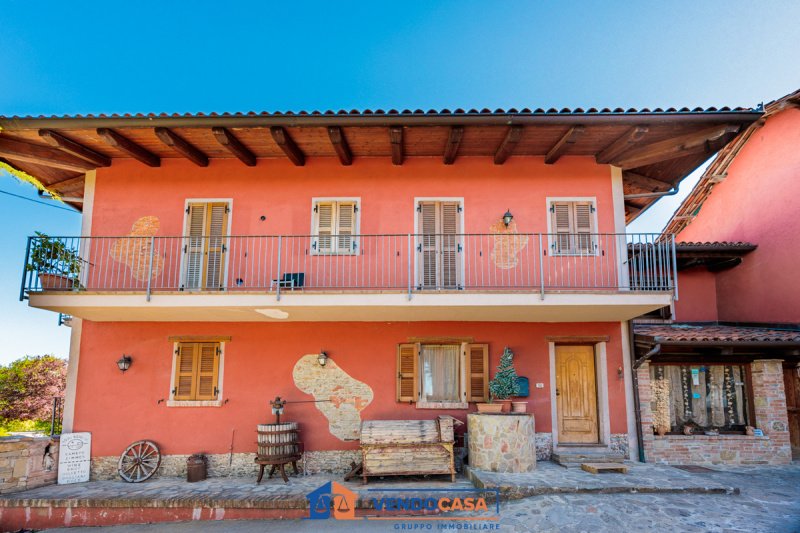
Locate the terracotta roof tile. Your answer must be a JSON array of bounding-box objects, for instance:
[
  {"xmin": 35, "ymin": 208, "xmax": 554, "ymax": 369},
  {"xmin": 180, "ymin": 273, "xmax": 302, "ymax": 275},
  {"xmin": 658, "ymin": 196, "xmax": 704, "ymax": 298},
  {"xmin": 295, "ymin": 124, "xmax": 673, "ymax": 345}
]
[{"xmin": 634, "ymin": 323, "xmax": 800, "ymax": 343}]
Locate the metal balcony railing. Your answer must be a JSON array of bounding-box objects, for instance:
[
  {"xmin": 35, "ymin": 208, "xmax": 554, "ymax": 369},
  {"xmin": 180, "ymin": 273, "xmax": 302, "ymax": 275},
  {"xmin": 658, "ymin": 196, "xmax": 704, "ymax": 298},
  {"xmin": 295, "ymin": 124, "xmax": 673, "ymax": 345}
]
[{"xmin": 20, "ymin": 233, "xmax": 677, "ymax": 301}]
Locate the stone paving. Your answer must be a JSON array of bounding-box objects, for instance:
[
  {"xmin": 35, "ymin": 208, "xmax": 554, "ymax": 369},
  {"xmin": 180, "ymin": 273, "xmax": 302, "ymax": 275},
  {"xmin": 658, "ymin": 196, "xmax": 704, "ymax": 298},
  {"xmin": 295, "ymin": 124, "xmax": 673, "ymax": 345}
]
[
  {"xmin": 10, "ymin": 463, "xmax": 800, "ymax": 532},
  {"xmin": 466, "ymin": 461, "xmax": 738, "ymax": 498}
]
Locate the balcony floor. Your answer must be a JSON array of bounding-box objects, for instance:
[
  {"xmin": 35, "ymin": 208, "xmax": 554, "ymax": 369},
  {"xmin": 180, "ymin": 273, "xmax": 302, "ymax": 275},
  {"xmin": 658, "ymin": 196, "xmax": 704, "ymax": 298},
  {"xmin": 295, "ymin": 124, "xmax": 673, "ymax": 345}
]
[{"xmin": 28, "ymin": 290, "xmax": 672, "ymax": 322}]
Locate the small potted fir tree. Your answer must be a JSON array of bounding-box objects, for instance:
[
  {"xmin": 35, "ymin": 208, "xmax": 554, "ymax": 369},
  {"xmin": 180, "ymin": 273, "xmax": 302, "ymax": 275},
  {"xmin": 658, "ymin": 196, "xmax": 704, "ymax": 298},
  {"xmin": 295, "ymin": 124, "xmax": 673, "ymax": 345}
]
[
  {"xmin": 488, "ymin": 347, "xmax": 521, "ymax": 413},
  {"xmin": 27, "ymin": 232, "xmax": 82, "ymax": 290}
]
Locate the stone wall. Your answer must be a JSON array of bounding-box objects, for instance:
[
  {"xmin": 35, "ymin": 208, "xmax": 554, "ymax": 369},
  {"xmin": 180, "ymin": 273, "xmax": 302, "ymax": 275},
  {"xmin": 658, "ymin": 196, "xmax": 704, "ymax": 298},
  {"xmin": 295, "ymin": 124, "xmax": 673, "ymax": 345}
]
[
  {"xmin": 467, "ymin": 413, "xmax": 536, "ymax": 472},
  {"xmin": 0, "ymin": 436, "xmax": 59, "ymax": 494},
  {"xmin": 637, "ymin": 360, "xmax": 792, "ymax": 465}
]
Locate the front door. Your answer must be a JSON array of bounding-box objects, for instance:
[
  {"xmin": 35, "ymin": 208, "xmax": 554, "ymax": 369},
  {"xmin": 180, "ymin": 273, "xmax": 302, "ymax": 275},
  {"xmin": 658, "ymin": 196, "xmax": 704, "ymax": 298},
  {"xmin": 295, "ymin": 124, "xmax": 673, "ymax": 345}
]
[
  {"xmin": 784, "ymin": 365, "xmax": 800, "ymax": 459},
  {"xmin": 555, "ymin": 345, "xmax": 599, "ymax": 443},
  {"xmin": 417, "ymin": 201, "xmax": 461, "ymax": 289}
]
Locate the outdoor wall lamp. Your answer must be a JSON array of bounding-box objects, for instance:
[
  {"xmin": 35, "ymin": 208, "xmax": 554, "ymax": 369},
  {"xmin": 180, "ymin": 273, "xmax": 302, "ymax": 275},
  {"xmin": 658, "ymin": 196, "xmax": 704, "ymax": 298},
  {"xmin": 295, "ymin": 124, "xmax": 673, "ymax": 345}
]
[
  {"xmin": 318, "ymin": 351, "xmax": 328, "ymax": 367},
  {"xmin": 617, "ymin": 366, "xmax": 624, "ymax": 379},
  {"xmin": 117, "ymin": 354, "xmax": 133, "ymax": 373},
  {"xmin": 502, "ymin": 209, "xmax": 514, "ymax": 227}
]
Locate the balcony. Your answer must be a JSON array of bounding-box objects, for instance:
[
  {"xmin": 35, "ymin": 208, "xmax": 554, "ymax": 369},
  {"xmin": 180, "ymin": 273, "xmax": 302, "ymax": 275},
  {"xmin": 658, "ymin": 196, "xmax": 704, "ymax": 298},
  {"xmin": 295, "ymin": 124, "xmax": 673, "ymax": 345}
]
[{"xmin": 20, "ymin": 233, "xmax": 676, "ymax": 322}]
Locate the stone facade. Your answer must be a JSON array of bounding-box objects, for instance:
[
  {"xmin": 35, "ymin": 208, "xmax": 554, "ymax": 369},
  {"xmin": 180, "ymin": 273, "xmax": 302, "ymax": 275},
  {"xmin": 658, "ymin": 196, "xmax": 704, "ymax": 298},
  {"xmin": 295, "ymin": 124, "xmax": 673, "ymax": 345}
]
[
  {"xmin": 467, "ymin": 413, "xmax": 536, "ymax": 473},
  {"xmin": 609, "ymin": 433, "xmax": 631, "ymax": 459},
  {"xmin": 637, "ymin": 360, "xmax": 792, "ymax": 465},
  {"xmin": 0, "ymin": 436, "xmax": 59, "ymax": 494}
]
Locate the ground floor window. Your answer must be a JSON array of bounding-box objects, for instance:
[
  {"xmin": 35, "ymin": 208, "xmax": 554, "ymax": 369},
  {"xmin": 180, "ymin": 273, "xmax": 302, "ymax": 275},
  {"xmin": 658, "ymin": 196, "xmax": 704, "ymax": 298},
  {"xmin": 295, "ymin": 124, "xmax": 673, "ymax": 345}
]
[
  {"xmin": 171, "ymin": 341, "xmax": 222, "ymax": 402},
  {"xmin": 396, "ymin": 342, "xmax": 488, "ymax": 406},
  {"xmin": 650, "ymin": 364, "xmax": 751, "ymax": 433}
]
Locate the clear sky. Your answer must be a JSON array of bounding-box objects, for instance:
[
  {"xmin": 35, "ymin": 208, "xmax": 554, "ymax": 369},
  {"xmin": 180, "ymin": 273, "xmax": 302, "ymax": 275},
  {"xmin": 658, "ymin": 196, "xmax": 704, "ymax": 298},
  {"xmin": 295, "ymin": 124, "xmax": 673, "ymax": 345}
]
[{"xmin": 1, "ymin": 1, "xmax": 798, "ymax": 364}]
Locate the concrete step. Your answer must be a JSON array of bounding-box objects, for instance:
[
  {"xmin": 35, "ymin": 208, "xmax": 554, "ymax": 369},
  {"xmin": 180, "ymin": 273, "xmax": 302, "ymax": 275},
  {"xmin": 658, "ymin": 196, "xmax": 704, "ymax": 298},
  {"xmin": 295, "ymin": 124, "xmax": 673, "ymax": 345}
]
[{"xmin": 552, "ymin": 450, "xmax": 626, "ymax": 466}]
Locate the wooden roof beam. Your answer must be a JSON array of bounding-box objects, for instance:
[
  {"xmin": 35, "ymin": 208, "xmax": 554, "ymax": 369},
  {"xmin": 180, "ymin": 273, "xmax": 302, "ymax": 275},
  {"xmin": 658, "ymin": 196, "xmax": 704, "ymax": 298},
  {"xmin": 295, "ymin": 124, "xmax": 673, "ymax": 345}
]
[
  {"xmin": 0, "ymin": 136, "xmax": 96, "ymax": 172},
  {"xmin": 212, "ymin": 127, "xmax": 256, "ymax": 166},
  {"xmin": 623, "ymin": 171, "xmax": 673, "ymax": 191},
  {"xmin": 389, "ymin": 126, "xmax": 403, "ymax": 165},
  {"xmin": 612, "ymin": 124, "xmax": 741, "ymax": 170},
  {"xmin": 47, "ymin": 175, "xmax": 86, "ymax": 192},
  {"xmin": 625, "ymin": 201, "xmax": 643, "ymax": 215},
  {"xmin": 545, "ymin": 125, "xmax": 585, "ymax": 164},
  {"xmin": 443, "ymin": 126, "xmax": 464, "ymax": 165},
  {"xmin": 97, "ymin": 128, "xmax": 160, "ymax": 167},
  {"xmin": 38, "ymin": 130, "xmax": 111, "ymax": 167},
  {"xmin": 154, "ymin": 127, "xmax": 209, "ymax": 167},
  {"xmin": 596, "ymin": 125, "xmax": 649, "ymax": 164},
  {"xmin": 270, "ymin": 127, "xmax": 305, "ymax": 166},
  {"xmin": 327, "ymin": 126, "xmax": 352, "ymax": 166},
  {"xmin": 493, "ymin": 125, "xmax": 523, "ymax": 165}
]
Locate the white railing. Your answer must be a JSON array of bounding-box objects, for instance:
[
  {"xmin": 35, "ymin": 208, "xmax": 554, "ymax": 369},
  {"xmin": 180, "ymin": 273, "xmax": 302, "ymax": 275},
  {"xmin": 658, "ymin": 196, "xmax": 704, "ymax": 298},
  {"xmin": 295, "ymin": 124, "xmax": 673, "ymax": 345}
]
[{"xmin": 20, "ymin": 233, "xmax": 677, "ymax": 300}]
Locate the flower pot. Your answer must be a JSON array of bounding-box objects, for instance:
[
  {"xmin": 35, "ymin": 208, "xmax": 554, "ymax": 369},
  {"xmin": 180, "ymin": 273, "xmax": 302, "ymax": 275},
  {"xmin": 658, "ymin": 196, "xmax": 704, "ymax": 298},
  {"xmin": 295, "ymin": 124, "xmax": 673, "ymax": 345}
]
[
  {"xmin": 497, "ymin": 399, "xmax": 513, "ymax": 412},
  {"xmin": 655, "ymin": 425, "xmax": 668, "ymax": 436},
  {"xmin": 476, "ymin": 403, "xmax": 503, "ymax": 413},
  {"xmin": 38, "ymin": 273, "xmax": 75, "ymax": 291},
  {"xmin": 511, "ymin": 401, "xmax": 528, "ymax": 413}
]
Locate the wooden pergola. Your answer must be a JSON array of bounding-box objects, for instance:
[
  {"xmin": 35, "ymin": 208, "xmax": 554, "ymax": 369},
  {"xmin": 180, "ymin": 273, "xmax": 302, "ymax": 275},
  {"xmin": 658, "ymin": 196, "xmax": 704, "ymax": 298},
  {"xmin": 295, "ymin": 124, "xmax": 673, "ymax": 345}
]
[{"xmin": 0, "ymin": 107, "xmax": 762, "ymax": 218}]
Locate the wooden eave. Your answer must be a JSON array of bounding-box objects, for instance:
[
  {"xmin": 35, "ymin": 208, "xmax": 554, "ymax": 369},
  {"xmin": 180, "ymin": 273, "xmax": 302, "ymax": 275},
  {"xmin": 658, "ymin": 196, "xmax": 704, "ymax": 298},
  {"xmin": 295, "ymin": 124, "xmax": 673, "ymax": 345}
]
[{"xmin": 0, "ymin": 109, "xmax": 762, "ymax": 217}]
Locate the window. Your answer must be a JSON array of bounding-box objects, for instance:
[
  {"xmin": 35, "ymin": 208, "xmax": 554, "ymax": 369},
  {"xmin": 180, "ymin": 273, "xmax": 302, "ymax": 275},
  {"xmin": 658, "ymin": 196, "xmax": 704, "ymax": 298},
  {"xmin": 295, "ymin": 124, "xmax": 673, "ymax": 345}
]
[
  {"xmin": 312, "ymin": 200, "xmax": 358, "ymax": 254},
  {"xmin": 549, "ymin": 200, "xmax": 596, "ymax": 255},
  {"xmin": 650, "ymin": 364, "xmax": 751, "ymax": 433},
  {"xmin": 396, "ymin": 342, "xmax": 488, "ymax": 407},
  {"xmin": 183, "ymin": 201, "xmax": 230, "ymax": 290},
  {"xmin": 171, "ymin": 341, "xmax": 222, "ymax": 403}
]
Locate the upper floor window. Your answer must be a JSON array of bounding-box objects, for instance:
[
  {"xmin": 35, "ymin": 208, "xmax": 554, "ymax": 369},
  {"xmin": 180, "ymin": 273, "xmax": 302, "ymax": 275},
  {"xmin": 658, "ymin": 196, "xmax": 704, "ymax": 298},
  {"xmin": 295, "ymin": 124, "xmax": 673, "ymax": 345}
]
[
  {"xmin": 312, "ymin": 199, "xmax": 359, "ymax": 255},
  {"xmin": 549, "ymin": 199, "xmax": 597, "ymax": 255},
  {"xmin": 183, "ymin": 201, "xmax": 230, "ymax": 290}
]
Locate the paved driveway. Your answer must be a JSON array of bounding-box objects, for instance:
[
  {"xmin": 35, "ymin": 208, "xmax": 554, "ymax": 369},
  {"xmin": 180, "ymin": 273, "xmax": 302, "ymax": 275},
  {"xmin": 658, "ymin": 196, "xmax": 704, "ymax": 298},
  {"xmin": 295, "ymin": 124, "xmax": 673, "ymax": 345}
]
[{"xmin": 44, "ymin": 464, "xmax": 800, "ymax": 532}]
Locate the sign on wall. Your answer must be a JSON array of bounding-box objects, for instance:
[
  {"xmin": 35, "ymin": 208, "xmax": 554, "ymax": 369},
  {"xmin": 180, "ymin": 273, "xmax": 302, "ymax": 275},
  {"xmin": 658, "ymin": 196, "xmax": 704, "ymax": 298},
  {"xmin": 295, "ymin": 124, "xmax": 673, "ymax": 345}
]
[{"xmin": 58, "ymin": 432, "xmax": 91, "ymax": 484}]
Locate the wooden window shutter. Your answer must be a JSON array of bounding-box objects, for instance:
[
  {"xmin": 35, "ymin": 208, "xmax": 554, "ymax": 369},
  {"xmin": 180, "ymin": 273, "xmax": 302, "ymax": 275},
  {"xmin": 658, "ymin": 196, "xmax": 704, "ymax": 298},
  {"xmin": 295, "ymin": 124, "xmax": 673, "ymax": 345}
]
[
  {"xmin": 185, "ymin": 204, "xmax": 206, "ymax": 289},
  {"xmin": 551, "ymin": 201, "xmax": 572, "ymax": 254},
  {"xmin": 440, "ymin": 203, "xmax": 459, "ymax": 288},
  {"xmin": 204, "ymin": 203, "xmax": 228, "ymax": 289},
  {"xmin": 337, "ymin": 202, "xmax": 356, "ymax": 253},
  {"xmin": 464, "ymin": 343, "xmax": 489, "ymax": 402},
  {"xmin": 573, "ymin": 201, "xmax": 594, "ymax": 254},
  {"xmin": 195, "ymin": 342, "xmax": 220, "ymax": 400},
  {"xmin": 315, "ymin": 202, "xmax": 334, "ymax": 253},
  {"xmin": 173, "ymin": 342, "xmax": 198, "ymax": 400},
  {"xmin": 396, "ymin": 343, "xmax": 419, "ymax": 402},
  {"xmin": 418, "ymin": 202, "xmax": 437, "ymax": 288}
]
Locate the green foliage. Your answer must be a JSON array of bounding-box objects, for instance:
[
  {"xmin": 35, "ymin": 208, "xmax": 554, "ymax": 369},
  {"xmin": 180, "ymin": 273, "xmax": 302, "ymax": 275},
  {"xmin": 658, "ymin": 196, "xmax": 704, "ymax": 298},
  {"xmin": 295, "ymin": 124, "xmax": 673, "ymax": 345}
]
[
  {"xmin": 488, "ymin": 347, "xmax": 521, "ymax": 400},
  {"xmin": 0, "ymin": 355, "xmax": 67, "ymax": 422},
  {"xmin": 26, "ymin": 232, "xmax": 82, "ymax": 279},
  {"xmin": 0, "ymin": 419, "xmax": 51, "ymax": 437}
]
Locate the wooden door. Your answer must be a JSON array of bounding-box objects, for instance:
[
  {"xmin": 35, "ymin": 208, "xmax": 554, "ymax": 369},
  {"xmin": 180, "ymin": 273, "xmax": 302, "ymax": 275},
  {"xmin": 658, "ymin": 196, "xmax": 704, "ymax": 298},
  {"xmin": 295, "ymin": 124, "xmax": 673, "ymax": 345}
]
[
  {"xmin": 555, "ymin": 345, "xmax": 599, "ymax": 443},
  {"xmin": 784, "ymin": 365, "xmax": 800, "ymax": 459},
  {"xmin": 183, "ymin": 202, "xmax": 228, "ymax": 290}
]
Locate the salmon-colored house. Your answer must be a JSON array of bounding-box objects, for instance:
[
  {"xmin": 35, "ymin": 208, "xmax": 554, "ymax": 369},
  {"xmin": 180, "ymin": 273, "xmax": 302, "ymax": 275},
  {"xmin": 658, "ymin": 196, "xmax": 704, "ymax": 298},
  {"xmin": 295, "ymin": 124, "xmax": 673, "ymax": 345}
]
[
  {"xmin": 2, "ymin": 105, "xmax": 761, "ymax": 477},
  {"xmin": 633, "ymin": 89, "xmax": 800, "ymax": 465}
]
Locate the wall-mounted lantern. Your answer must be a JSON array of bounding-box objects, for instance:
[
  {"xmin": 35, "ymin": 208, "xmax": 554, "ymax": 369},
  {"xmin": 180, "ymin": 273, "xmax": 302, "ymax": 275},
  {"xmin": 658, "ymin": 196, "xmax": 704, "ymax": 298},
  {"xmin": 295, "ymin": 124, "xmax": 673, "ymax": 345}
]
[
  {"xmin": 318, "ymin": 351, "xmax": 328, "ymax": 367},
  {"xmin": 117, "ymin": 354, "xmax": 133, "ymax": 373},
  {"xmin": 502, "ymin": 209, "xmax": 514, "ymax": 227}
]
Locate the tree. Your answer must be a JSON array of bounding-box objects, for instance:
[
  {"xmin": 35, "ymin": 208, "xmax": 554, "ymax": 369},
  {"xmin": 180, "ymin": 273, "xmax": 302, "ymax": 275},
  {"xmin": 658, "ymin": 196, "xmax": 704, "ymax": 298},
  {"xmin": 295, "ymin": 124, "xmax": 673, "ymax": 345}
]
[
  {"xmin": 488, "ymin": 347, "xmax": 521, "ymax": 400},
  {"xmin": 0, "ymin": 355, "xmax": 67, "ymax": 421}
]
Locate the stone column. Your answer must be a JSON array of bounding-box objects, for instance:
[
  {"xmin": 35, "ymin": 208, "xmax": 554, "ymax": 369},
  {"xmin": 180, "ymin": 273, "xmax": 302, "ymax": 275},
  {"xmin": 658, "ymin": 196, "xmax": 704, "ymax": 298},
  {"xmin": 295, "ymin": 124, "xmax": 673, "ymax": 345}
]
[
  {"xmin": 467, "ymin": 413, "xmax": 536, "ymax": 472},
  {"xmin": 636, "ymin": 362, "xmax": 655, "ymax": 460},
  {"xmin": 751, "ymin": 359, "xmax": 791, "ymax": 462}
]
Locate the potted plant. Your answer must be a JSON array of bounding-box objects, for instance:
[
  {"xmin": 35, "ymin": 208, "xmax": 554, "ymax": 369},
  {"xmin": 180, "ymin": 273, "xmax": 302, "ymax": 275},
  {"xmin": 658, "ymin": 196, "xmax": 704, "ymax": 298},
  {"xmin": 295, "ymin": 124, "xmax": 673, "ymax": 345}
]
[
  {"xmin": 488, "ymin": 347, "xmax": 521, "ymax": 413},
  {"xmin": 27, "ymin": 232, "xmax": 82, "ymax": 290}
]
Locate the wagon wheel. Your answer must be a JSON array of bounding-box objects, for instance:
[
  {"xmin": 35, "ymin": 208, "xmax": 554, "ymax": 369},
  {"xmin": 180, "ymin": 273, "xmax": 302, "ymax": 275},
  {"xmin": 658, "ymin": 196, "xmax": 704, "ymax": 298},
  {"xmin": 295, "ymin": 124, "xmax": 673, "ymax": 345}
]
[{"xmin": 118, "ymin": 440, "xmax": 161, "ymax": 483}]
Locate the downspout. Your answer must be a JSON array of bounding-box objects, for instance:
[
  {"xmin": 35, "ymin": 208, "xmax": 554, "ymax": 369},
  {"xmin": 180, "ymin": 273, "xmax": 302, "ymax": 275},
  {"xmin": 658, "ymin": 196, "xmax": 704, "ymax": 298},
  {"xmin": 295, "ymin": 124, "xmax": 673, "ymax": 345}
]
[
  {"xmin": 629, "ymin": 334, "xmax": 661, "ymax": 463},
  {"xmin": 623, "ymin": 185, "xmax": 680, "ymax": 200}
]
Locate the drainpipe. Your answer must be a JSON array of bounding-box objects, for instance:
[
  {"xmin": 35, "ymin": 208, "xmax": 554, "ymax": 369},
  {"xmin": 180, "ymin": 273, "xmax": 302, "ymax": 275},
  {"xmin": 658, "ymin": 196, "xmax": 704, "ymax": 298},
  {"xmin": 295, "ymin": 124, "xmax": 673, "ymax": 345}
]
[
  {"xmin": 623, "ymin": 186, "xmax": 680, "ymax": 200},
  {"xmin": 628, "ymin": 326, "xmax": 662, "ymax": 464}
]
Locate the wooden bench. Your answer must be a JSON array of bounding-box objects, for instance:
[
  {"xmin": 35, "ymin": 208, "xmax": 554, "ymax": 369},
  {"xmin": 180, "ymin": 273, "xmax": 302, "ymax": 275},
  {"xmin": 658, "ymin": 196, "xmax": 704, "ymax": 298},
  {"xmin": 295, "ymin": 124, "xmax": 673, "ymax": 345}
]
[{"xmin": 359, "ymin": 416, "xmax": 459, "ymax": 484}]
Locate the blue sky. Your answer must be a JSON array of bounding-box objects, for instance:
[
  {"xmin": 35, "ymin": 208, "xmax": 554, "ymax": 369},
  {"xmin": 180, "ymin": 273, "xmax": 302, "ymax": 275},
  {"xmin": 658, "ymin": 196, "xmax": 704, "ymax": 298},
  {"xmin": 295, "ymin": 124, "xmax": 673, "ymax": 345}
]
[{"xmin": 1, "ymin": 1, "xmax": 798, "ymax": 364}]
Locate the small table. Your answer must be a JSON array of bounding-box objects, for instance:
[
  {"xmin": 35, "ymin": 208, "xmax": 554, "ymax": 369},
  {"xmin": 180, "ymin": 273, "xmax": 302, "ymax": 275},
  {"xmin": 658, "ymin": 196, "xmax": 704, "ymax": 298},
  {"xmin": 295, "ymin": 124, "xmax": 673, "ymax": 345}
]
[{"xmin": 255, "ymin": 454, "xmax": 301, "ymax": 483}]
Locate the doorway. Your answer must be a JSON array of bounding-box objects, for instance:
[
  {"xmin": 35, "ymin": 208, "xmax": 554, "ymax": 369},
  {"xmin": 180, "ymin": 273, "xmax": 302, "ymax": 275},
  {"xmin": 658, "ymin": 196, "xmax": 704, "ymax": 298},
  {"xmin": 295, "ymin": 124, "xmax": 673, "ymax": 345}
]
[
  {"xmin": 784, "ymin": 364, "xmax": 800, "ymax": 459},
  {"xmin": 555, "ymin": 345, "xmax": 600, "ymax": 444},
  {"xmin": 416, "ymin": 200, "xmax": 462, "ymax": 289}
]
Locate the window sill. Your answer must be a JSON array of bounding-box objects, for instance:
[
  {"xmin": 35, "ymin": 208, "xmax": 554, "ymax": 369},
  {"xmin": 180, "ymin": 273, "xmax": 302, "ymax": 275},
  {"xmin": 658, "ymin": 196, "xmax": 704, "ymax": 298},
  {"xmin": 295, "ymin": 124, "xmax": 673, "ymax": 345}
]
[
  {"xmin": 416, "ymin": 401, "xmax": 469, "ymax": 410},
  {"xmin": 166, "ymin": 399, "xmax": 224, "ymax": 407}
]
